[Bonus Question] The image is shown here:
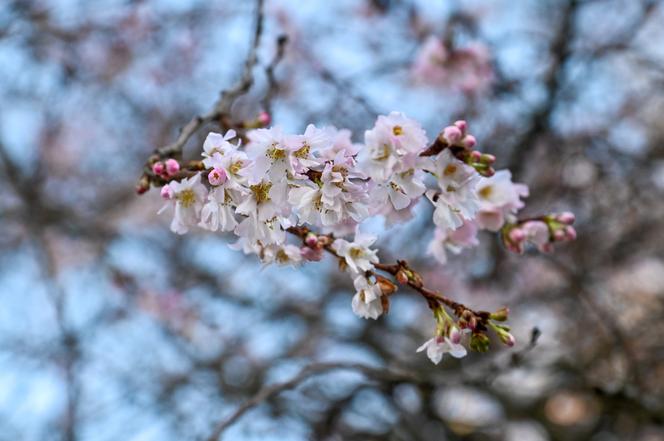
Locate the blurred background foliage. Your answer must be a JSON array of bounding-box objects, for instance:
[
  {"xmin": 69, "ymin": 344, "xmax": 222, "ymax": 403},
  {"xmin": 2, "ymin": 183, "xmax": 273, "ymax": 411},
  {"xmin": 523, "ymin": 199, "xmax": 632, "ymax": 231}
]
[{"xmin": 0, "ymin": 0, "xmax": 663, "ymax": 440}]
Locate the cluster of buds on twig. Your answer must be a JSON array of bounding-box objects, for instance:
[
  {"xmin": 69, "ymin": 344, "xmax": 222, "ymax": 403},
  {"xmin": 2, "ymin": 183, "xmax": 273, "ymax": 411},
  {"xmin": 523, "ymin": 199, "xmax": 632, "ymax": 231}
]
[
  {"xmin": 417, "ymin": 306, "xmax": 468, "ymax": 364},
  {"xmin": 440, "ymin": 120, "xmax": 477, "ymax": 149},
  {"xmin": 501, "ymin": 212, "xmax": 576, "ymax": 253},
  {"xmin": 417, "ymin": 299, "xmax": 515, "ymax": 363},
  {"xmin": 136, "ymin": 112, "xmax": 273, "ymax": 195},
  {"xmin": 300, "ymin": 231, "xmax": 327, "ymax": 261},
  {"xmin": 421, "ymin": 121, "xmax": 496, "ymax": 177},
  {"xmin": 464, "ymin": 307, "xmax": 514, "ymax": 353},
  {"xmin": 393, "ymin": 261, "xmax": 424, "ymax": 288},
  {"xmin": 136, "ymin": 158, "xmax": 182, "ymax": 194}
]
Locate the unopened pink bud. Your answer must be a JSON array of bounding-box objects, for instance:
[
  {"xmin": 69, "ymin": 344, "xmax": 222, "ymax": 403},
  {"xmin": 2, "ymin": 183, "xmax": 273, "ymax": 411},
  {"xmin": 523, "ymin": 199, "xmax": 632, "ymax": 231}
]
[
  {"xmin": 208, "ymin": 167, "xmax": 227, "ymax": 186},
  {"xmin": 462, "ymin": 135, "xmax": 476, "ymax": 149},
  {"xmin": 443, "ymin": 126, "xmax": 463, "ymax": 144},
  {"xmin": 504, "ymin": 333, "xmax": 515, "ymax": 347},
  {"xmin": 470, "ymin": 150, "xmax": 482, "ymax": 161},
  {"xmin": 454, "ymin": 120, "xmax": 467, "ymax": 134},
  {"xmin": 152, "ymin": 161, "xmax": 165, "ymax": 175},
  {"xmin": 557, "ymin": 212, "xmax": 575, "ymax": 225},
  {"xmin": 160, "ymin": 184, "xmax": 174, "ymax": 200},
  {"xmin": 305, "ymin": 233, "xmax": 319, "ymax": 248},
  {"xmin": 300, "ymin": 246, "xmax": 323, "ymax": 261},
  {"xmin": 165, "ymin": 159, "xmax": 180, "ymax": 176},
  {"xmin": 564, "ymin": 226, "xmax": 577, "ymax": 241},
  {"xmin": 258, "ymin": 111, "xmax": 271, "ymax": 126},
  {"xmin": 449, "ymin": 327, "xmax": 462, "ymax": 344},
  {"xmin": 509, "ymin": 228, "xmax": 525, "ymax": 243}
]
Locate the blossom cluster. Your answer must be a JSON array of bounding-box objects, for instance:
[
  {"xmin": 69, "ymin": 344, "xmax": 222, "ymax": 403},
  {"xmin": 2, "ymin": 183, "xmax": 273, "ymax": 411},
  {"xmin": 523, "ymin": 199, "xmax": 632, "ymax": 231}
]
[
  {"xmin": 412, "ymin": 36, "xmax": 493, "ymax": 93},
  {"xmin": 151, "ymin": 112, "xmax": 575, "ymax": 364}
]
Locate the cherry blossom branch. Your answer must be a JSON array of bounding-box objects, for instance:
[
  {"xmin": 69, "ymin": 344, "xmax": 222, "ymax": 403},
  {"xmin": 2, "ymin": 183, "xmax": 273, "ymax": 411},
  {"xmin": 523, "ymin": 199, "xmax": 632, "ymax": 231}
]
[
  {"xmin": 140, "ymin": 100, "xmax": 575, "ymax": 362},
  {"xmin": 286, "ymin": 226, "xmax": 490, "ymax": 325},
  {"xmin": 420, "ymin": 120, "xmax": 497, "ymax": 177}
]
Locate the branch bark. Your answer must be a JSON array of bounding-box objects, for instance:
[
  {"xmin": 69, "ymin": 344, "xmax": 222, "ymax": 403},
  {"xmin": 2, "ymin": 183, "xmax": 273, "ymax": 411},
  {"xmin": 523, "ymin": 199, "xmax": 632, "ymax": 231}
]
[{"xmin": 154, "ymin": 0, "xmax": 265, "ymax": 158}]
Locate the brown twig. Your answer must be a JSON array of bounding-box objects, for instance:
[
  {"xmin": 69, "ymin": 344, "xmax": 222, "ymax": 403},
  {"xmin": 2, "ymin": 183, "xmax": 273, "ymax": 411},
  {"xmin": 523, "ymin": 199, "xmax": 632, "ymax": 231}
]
[
  {"xmin": 261, "ymin": 34, "xmax": 289, "ymax": 115},
  {"xmin": 286, "ymin": 226, "xmax": 489, "ymax": 324},
  {"xmin": 154, "ymin": 0, "xmax": 265, "ymax": 159}
]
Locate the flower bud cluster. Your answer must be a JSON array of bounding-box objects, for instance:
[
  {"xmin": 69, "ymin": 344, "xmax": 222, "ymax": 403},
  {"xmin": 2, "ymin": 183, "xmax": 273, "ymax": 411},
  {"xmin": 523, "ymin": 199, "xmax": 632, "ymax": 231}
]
[
  {"xmin": 417, "ymin": 306, "xmax": 467, "ymax": 364},
  {"xmin": 502, "ymin": 212, "xmax": 576, "ymax": 254}
]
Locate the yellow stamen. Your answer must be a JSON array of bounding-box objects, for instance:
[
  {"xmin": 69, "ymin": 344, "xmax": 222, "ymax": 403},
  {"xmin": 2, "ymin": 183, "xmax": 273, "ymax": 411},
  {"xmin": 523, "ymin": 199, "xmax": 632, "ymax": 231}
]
[
  {"xmin": 250, "ymin": 182, "xmax": 272, "ymax": 204},
  {"xmin": 294, "ymin": 144, "xmax": 310, "ymax": 159},
  {"xmin": 349, "ymin": 247, "xmax": 363, "ymax": 259},
  {"xmin": 267, "ymin": 145, "xmax": 286, "ymax": 160},
  {"xmin": 373, "ymin": 144, "xmax": 391, "ymax": 161},
  {"xmin": 479, "ymin": 185, "xmax": 493, "ymax": 199},
  {"xmin": 229, "ymin": 161, "xmax": 244, "ymax": 175},
  {"xmin": 276, "ymin": 249, "xmax": 289, "ymax": 263},
  {"xmin": 178, "ymin": 189, "xmax": 196, "ymax": 208}
]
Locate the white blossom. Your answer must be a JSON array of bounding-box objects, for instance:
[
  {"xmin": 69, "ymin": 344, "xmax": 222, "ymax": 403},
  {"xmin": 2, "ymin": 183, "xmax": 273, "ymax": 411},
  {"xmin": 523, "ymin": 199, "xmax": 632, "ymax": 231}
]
[
  {"xmin": 426, "ymin": 150, "xmax": 481, "ymax": 230},
  {"xmin": 333, "ymin": 231, "xmax": 379, "ymax": 274},
  {"xmin": 261, "ymin": 244, "xmax": 303, "ymax": 267},
  {"xmin": 476, "ymin": 170, "xmax": 529, "ymax": 231},
  {"xmin": 202, "ymin": 130, "xmax": 238, "ymax": 165},
  {"xmin": 245, "ymin": 126, "xmax": 290, "ymax": 183},
  {"xmin": 371, "ymin": 167, "xmax": 427, "ymax": 214},
  {"xmin": 159, "ymin": 174, "xmax": 207, "ymax": 234},
  {"xmin": 318, "ymin": 127, "xmax": 360, "ymax": 162},
  {"xmin": 199, "ymin": 187, "xmax": 238, "ymax": 232},
  {"xmin": 427, "ymin": 221, "xmax": 479, "ymax": 265},
  {"xmin": 288, "ymin": 183, "xmax": 326, "ymax": 226},
  {"xmin": 351, "ymin": 275, "xmax": 383, "ymax": 319},
  {"xmin": 360, "ymin": 112, "xmax": 427, "ymax": 182},
  {"xmin": 284, "ymin": 124, "xmax": 328, "ymax": 173},
  {"xmin": 417, "ymin": 336, "xmax": 467, "ymax": 364}
]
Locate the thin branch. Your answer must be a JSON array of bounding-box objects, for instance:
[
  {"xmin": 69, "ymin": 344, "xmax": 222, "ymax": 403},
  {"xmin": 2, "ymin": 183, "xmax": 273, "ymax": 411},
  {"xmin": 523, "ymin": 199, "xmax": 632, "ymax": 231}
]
[
  {"xmin": 154, "ymin": 0, "xmax": 265, "ymax": 158},
  {"xmin": 287, "ymin": 226, "xmax": 490, "ymax": 321},
  {"xmin": 261, "ymin": 34, "xmax": 289, "ymax": 115},
  {"xmin": 506, "ymin": 0, "xmax": 580, "ymax": 177}
]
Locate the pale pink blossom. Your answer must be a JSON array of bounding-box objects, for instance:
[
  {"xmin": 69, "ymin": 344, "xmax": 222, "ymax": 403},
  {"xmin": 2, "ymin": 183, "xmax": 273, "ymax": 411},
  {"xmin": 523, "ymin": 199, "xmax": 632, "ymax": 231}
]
[
  {"xmin": 427, "ymin": 221, "xmax": 480, "ymax": 265},
  {"xmin": 417, "ymin": 335, "xmax": 467, "ymax": 365},
  {"xmin": 159, "ymin": 174, "xmax": 207, "ymax": 234},
  {"xmin": 333, "ymin": 231, "xmax": 380, "ymax": 275},
  {"xmin": 476, "ymin": 170, "xmax": 529, "ymax": 231},
  {"xmin": 351, "ymin": 275, "xmax": 383, "ymax": 320},
  {"xmin": 412, "ymin": 36, "xmax": 493, "ymax": 94}
]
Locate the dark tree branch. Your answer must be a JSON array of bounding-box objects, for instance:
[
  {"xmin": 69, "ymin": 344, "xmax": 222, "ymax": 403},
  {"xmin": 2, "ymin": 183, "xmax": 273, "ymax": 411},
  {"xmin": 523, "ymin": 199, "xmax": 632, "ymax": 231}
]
[
  {"xmin": 204, "ymin": 362, "xmax": 420, "ymax": 441},
  {"xmin": 154, "ymin": 0, "xmax": 266, "ymax": 158}
]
